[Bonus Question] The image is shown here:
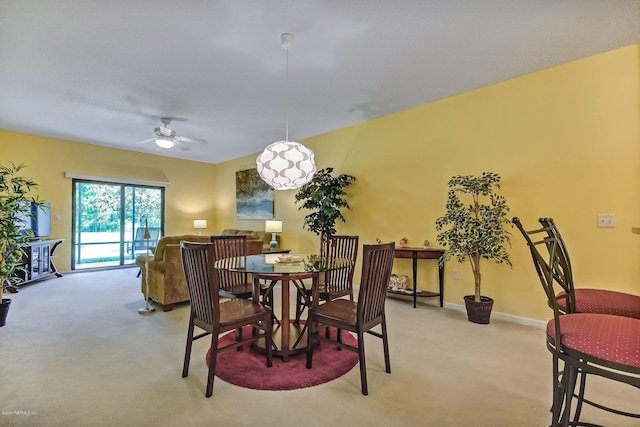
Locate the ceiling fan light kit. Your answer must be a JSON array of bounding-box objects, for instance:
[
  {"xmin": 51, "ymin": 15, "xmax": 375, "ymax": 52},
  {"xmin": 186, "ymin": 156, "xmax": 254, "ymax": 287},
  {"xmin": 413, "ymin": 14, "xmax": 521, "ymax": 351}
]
[
  {"xmin": 136, "ymin": 117, "xmax": 206, "ymax": 151},
  {"xmin": 257, "ymin": 33, "xmax": 316, "ymax": 191},
  {"xmin": 155, "ymin": 138, "xmax": 174, "ymax": 149}
]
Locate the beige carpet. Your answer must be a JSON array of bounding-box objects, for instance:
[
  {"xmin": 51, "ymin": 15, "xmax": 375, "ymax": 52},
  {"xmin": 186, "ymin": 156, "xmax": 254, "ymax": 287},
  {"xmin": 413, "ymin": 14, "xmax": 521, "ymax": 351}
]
[{"xmin": 1, "ymin": 268, "xmax": 638, "ymax": 427}]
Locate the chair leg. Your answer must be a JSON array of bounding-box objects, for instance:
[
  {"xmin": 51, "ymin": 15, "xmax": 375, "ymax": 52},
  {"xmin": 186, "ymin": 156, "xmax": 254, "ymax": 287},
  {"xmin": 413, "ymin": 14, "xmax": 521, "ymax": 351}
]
[
  {"xmin": 561, "ymin": 364, "xmax": 579, "ymax": 427},
  {"xmin": 205, "ymin": 334, "xmax": 219, "ymax": 398},
  {"xmin": 265, "ymin": 319, "xmax": 273, "ymax": 368},
  {"xmin": 306, "ymin": 317, "xmax": 315, "ymax": 369},
  {"xmin": 357, "ymin": 329, "xmax": 368, "ymax": 395},
  {"xmin": 182, "ymin": 320, "xmax": 195, "ymax": 378},
  {"xmin": 381, "ymin": 317, "xmax": 391, "ymax": 373},
  {"xmin": 572, "ymin": 369, "xmax": 587, "ymax": 424},
  {"xmin": 550, "ymin": 355, "xmax": 563, "ymax": 426}
]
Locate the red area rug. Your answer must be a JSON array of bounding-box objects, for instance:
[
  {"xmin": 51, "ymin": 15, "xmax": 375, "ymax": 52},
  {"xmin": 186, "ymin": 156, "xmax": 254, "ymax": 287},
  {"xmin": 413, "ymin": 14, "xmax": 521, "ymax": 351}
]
[{"xmin": 206, "ymin": 324, "xmax": 358, "ymax": 391}]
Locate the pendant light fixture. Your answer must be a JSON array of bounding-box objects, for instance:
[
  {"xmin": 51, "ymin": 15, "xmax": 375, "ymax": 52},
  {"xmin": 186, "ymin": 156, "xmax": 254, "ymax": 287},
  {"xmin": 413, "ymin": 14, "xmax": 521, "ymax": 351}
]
[{"xmin": 257, "ymin": 33, "xmax": 316, "ymax": 190}]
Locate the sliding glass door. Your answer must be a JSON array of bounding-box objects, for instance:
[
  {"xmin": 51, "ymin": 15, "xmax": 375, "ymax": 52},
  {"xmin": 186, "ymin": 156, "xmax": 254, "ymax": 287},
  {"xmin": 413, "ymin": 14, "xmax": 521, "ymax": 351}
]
[{"xmin": 72, "ymin": 180, "xmax": 164, "ymax": 270}]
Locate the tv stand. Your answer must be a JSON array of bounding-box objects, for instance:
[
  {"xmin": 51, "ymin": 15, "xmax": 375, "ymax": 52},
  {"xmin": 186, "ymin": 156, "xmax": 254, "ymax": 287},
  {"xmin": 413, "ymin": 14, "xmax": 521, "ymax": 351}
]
[{"xmin": 16, "ymin": 238, "xmax": 65, "ymax": 285}]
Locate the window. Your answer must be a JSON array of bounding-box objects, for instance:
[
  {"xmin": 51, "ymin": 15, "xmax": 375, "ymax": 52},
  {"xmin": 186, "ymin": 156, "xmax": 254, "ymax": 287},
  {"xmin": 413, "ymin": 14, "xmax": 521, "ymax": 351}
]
[{"xmin": 72, "ymin": 180, "xmax": 164, "ymax": 269}]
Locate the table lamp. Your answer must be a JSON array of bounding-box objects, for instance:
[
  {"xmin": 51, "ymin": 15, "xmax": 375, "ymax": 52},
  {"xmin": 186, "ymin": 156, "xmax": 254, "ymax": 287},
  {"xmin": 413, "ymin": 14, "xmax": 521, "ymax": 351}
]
[
  {"xmin": 193, "ymin": 219, "xmax": 207, "ymax": 236},
  {"xmin": 265, "ymin": 219, "xmax": 282, "ymax": 250}
]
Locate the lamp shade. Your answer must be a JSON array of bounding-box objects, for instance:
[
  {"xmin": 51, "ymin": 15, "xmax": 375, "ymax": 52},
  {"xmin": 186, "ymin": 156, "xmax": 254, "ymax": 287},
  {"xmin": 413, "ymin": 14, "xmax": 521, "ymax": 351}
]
[
  {"xmin": 256, "ymin": 140, "xmax": 316, "ymax": 190},
  {"xmin": 193, "ymin": 219, "xmax": 207, "ymax": 230},
  {"xmin": 265, "ymin": 219, "xmax": 283, "ymax": 233}
]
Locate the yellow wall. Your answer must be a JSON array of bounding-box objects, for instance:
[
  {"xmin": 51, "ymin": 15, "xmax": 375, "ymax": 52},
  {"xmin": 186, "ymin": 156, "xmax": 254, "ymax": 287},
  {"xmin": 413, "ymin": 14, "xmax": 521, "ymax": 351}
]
[
  {"xmin": 2, "ymin": 43, "xmax": 639, "ymax": 321},
  {"xmin": 216, "ymin": 44, "xmax": 640, "ymax": 321},
  {"xmin": 0, "ymin": 130, "xmax": 217, "ymax": 271}
]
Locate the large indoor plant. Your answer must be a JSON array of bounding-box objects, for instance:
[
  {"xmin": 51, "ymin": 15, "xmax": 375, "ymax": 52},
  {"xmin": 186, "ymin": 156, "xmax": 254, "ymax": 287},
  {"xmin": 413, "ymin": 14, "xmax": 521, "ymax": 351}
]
[
  {"xmin": 0, "ymin": 162, "xmax": 45, "ymax": 326},
  {"xmin": 435, "ymin": 172, "xmax": 511, "ymax": 324},
  {"xmin": 294, "ymin": 167, "xmax": 356, "ymax": 242}
]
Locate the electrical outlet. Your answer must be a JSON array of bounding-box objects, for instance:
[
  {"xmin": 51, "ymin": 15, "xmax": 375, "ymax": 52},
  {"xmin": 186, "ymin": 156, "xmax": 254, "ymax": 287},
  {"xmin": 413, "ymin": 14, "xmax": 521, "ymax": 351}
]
[
  {"xmin": 452, "ymin": 269, "xmax": 459, "ymax": 279},
  {"xmin": 597, "ymin": 214, "xmax": 616, "ymax": 228}
]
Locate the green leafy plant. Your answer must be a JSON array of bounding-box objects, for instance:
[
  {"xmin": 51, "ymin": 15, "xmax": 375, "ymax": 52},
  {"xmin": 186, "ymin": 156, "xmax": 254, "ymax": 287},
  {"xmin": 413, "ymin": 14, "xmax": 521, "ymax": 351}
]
[
  {"xmin": 0, "ymin": 162, "xmax": 45, "ymax": 292},
  {"xmin": 294, "ymin": 167, "xmax": 356, "ymax": 241},
  {"xmin": 435, "ymin": 172, "xmax": 512, "ymax": 302}
]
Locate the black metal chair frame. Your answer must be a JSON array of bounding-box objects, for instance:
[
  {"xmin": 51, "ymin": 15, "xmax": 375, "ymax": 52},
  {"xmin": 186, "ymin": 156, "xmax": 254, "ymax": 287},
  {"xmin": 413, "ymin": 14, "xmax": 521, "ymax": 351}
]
[
  {"xmin": 306, "ymin": 242, "xmax": 394, "ymax": 395},
  {"xmin": 180, "ymin": 241, "xmax": 273, "ymax": 397},
  {"xmin": 514, "ymin": 217, "xmax": 640, "ymax": 426}
]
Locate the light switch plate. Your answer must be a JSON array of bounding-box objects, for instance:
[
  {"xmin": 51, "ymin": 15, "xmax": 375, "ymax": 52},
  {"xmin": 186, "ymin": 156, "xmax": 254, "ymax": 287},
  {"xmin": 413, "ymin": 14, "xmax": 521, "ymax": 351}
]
[{"xmin": 597, "ymin": 214, "xmax": 616, "ymax": 227}]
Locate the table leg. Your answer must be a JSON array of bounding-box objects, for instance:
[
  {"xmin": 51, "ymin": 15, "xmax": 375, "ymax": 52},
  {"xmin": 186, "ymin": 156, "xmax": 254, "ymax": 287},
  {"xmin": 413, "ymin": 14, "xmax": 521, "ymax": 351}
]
[
  {"xmin": 412, "ymin": 252, "xmax": 418, "ymax": 308},
  {"xmin": 280, "ymin": 277, "xmax": 291, "ymax": 361},
  {"xmin": 438, "ymin": 256, "xmax": 444, "ymax": 307}
]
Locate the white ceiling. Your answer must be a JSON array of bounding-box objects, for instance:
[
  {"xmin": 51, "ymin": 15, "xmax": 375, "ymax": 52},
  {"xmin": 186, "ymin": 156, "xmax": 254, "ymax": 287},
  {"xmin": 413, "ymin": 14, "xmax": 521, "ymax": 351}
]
[{"xmin": 2, "ymin": 1, "xmax": 639, "ymax": 164}]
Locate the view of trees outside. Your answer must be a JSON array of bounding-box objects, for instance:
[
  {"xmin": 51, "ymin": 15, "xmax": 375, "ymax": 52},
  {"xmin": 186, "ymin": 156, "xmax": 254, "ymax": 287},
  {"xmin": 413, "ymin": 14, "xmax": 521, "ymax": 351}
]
[
  {"xmin": 77, "ymin": 184, "xmax": 161, "ymax": 232},
  {"xmin": 74, "ymin": 182, "xmax": 163, "ymax": 268}
]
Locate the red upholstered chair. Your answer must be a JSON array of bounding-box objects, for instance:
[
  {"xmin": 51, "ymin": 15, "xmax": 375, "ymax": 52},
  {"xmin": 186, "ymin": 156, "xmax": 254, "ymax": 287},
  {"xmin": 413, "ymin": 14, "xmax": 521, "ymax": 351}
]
[
  {"xmin": 537, "ymin": 217, "xmax": 640, "ymax": 319},
  {"xmin": 180, "ymin": 241, "xmax": 273, "ymax": 397},
  {"xmin": 306, "ymin": 242, "xmax": 395, "ymax": 395},
  {"xmin": 514, "ymin": 217, "xmax": 640, "ymax": 425}
]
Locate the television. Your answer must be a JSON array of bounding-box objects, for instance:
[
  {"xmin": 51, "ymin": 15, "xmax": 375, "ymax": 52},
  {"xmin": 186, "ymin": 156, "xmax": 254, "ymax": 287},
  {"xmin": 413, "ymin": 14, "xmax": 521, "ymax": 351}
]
[{"xmin": 17, "ymin": 202, "xmax": 51, "ymax": 239}]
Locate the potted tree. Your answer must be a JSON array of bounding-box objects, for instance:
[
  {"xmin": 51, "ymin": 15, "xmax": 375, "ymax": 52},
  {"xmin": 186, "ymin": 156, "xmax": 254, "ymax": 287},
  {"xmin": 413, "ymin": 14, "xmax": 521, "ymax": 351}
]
[
  {"xmin": 435, "ymin": 172, "xmax": 512, "ymax": 324},
  {"xmin": 294, "ymin": 167, "xmax": 356, "ymax": 242},
  {"xmin": 0, "ymin": 162, "xmax": 45, "ymax": 327}
]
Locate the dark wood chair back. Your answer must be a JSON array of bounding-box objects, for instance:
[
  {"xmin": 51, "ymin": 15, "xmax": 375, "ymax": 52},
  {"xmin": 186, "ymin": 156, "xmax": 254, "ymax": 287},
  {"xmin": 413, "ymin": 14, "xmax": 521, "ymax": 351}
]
[
  {"xmin": 180, "ymin": 241, "xmax": 220, "ymax": 327},
  {"xmin": 357, "ymin": 242, "xmax": 396, "ymax": 326},
  {"xmin": 322, "ymin": 235, "xmax": 359, "ymax": 300},
  {"xmin": 210, "ymin": 235, "xmax": 251, "ymax": 298}
]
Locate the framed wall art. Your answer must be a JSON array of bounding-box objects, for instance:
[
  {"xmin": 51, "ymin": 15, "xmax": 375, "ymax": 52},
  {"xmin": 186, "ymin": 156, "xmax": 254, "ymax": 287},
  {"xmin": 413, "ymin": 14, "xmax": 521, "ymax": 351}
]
[{"xmin": 236, "ymin": 168, "xmax": 274, "ymax": 219}]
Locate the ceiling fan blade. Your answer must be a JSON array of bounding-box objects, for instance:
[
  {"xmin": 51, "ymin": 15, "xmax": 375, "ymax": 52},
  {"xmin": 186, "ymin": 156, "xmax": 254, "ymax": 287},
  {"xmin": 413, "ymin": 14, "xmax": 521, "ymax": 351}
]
[
  {"xmin": 136, "ymin": 137, "xmax": 156, "ymax": 144},
  {"xmin": 175, "ymin": 135, "xmax": 207, "ymax": 145},
  {"xmin": 173, "ymin": 140, "xmax": 191, "ymax": 151}
]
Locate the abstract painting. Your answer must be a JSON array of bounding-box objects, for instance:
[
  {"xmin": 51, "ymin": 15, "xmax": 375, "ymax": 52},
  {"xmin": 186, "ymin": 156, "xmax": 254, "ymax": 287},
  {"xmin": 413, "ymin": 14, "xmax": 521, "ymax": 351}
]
[{"xmin": 236, "ymin": 168, "xmax": 274, "ymax": 219}]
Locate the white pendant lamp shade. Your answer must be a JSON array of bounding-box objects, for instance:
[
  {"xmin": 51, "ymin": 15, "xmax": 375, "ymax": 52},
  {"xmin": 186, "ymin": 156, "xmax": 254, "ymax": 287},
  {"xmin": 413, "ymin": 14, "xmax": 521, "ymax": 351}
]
[
  {"xmin": 257, "ymin": 32, "xmax": 316, "ymax": 190},
  {"xmin": 256, "ymin": 140, "xmax": 316, "ymax": 190}
]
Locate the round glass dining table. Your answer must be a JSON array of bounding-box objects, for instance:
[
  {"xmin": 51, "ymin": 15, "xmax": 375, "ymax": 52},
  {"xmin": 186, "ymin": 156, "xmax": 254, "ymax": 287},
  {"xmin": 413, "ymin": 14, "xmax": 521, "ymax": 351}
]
[{"xmin": 214, "ymin": 253, "xmax": 352, "ymax": 361}]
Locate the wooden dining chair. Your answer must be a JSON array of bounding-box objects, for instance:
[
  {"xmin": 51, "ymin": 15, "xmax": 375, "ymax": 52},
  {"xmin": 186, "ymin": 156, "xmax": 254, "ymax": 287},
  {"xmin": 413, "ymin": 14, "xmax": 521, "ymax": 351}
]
[
  {"xmin": 211, "ymin": 235, "xmax": 277, "ymax": 322},
  {"xmin": 180, "ymin": 241, "xmax": 273, "ymax": 397},
  {"xmin": 294, "ymin": 235, "xmax": 359, "ymax": 323},
  {"xmin": 306, "ymin": 242, "xmax": 395, "ymax": 395},
  {"xmin": 513, "ymin": 218, "xmax": 640, "ymax": 425}
]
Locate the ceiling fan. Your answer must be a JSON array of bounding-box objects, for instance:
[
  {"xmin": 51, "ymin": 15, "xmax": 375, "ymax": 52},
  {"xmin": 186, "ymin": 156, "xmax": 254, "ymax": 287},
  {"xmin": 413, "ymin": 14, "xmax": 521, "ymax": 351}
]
[{"xmin": 136, "ymin": 117, "xmax": 207, "ymax": 151}]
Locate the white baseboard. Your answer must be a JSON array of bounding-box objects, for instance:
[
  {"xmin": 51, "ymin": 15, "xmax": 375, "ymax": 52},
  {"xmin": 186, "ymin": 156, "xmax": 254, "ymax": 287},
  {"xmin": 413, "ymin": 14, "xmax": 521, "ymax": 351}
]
[{"xmin": 443, "ymin": 301, "xmax": 546, "ymax": 329}]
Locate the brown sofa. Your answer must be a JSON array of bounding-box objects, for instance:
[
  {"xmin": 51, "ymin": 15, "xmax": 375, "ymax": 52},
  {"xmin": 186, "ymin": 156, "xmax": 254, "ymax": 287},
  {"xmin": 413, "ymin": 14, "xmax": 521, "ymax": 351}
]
[
  {"xmin": 136, "ymin": 234, "xmax": 211, "ymax": 311},
  {"xmin": 135, "ymin": 231, "xmax": 273, "ymax": 311}
]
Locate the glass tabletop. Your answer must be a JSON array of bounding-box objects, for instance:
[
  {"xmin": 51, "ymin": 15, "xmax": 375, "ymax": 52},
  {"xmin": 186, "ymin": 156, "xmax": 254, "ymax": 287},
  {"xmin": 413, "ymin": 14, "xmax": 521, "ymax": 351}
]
[{"xmin": 214, "ymin": 253, "xmax": 352, "ymax": 275}]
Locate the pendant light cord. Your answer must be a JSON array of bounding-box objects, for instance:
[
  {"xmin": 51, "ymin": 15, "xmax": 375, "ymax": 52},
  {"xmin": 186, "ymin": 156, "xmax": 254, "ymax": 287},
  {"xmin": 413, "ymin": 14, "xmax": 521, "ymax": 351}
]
[{"xmin": 285, "ymin": 42, "xmax": 290, "ymax": 142}]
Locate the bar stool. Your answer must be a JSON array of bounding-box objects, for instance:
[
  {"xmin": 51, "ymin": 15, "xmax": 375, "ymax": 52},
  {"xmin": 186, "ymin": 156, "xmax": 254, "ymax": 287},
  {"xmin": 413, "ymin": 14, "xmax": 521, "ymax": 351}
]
[{"xmin": 514, "ymin": 217, "xmax": 640, "ymax": 426}]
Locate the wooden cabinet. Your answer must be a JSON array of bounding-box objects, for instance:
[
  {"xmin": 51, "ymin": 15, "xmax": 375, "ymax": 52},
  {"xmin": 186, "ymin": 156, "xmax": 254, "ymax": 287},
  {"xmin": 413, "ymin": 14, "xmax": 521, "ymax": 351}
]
[{"xmin": 17, "ymin": 239, "xmax": 64, "ymax": 285}]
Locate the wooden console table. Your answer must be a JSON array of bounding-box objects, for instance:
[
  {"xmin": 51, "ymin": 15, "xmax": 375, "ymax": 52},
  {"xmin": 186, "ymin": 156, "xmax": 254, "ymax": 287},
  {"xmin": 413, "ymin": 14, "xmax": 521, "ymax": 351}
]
[{"xmin": 389, "ymin": 247, "xmax": 445, "ymax": 308}]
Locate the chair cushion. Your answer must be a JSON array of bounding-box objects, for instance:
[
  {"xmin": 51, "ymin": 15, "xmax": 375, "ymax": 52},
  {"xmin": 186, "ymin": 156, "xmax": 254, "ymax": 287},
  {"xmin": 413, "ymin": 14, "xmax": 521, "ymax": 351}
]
[
  {"xmin": 546, "ymin": 313, "xmax": 640, "ymax": 368},
  {"xmin": 312, "ymin": 299, "xmax": 357, "ymax": 326},
  {"xmin": 557, "ymin": 288, "xmax": 640, "ymax": 319}
]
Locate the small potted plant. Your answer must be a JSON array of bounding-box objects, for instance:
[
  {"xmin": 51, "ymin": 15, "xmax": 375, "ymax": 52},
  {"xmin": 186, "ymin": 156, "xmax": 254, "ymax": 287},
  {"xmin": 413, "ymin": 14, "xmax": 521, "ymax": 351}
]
[
  {"xmin": 435, "ymin": 172, "xmax": 512, "ymax": 324},
  {"xmin": 0, "ymin": 162, "xmax": 45, "ymax": 326}
]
